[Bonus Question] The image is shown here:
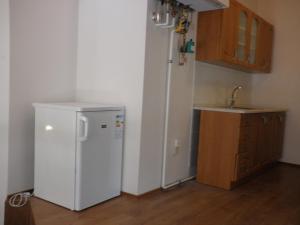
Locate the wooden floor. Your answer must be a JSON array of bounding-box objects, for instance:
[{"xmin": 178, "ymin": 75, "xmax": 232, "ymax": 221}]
[{"xmin": 31, "ymin": 164, "xmax": 300, "ymax": 225}]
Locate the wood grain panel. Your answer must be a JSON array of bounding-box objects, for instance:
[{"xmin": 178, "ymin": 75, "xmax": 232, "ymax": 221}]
[
  {"xmin": 220, "ymin": 0, "xmax": 238, "ymax": 64},
  {"xmin": 4, "ymin": 198, "xmax": 35, "ymax": 225},
  {"xmin": 197, "ymin": 111, "xmax": 286, "ymax": 190},
  {"xmin": 29, "ymin": 165, "xmax": 300, "ymax": 225},
  {"xmin": 196, "ymin": 0, "xmax": 274, "ymax": 73},
  {"xmin": 196, "ymin": 10, "xmax": 222, "ymax": 61},
  {"xmin": 257, "ymin": 20, "xmax": 274, "ymax": 73},
  {"xmin": 197, "ymin": 111, "xmax": 241, "ymax": 190}
]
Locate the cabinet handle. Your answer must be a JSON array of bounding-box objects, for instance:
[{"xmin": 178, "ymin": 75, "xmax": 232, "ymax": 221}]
[
  {"xmin": 264, "ymin": 62, "xmax": 270, "ymax": 70},
  {"xmin": 263, "ymin": 60, "xmax": 267, "ymax": 69},
  {"xmin": 262, "ymin": 59, "xmax": 269, "ymax": 70},
  {"xmin": 234, "ymin": 154, "xmax": 239, "ymax": 180},
  {"xmin": 247, "ymin": 55, "xmax": 251, "ymax": 64},
  {"xmin": 261, "ymin": 115, "xmax": 269, "ymax": 125},
  {"xmin": 278, "ymin": 115, "xmax": 284, "ymax": 123}
]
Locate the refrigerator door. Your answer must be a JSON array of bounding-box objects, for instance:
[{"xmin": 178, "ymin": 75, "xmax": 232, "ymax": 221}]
[
  {"xmin": 34, "ymin": 107, "xmax": 77, "ymax": 210},
  {"xmin": 75, "ymin": 110, "xmax": 124, "ymax": 210}
]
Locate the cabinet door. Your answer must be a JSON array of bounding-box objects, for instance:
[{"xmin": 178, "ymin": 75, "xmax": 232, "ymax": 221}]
[
  {"xmin": 221, "ymin": 1, "xmax": 239, "ymax": 63},
  {"xmin": 255, "ymin": 114, "xmax": 273, "ymax": 166},
  {"xmin": 237, "ymin": 114, "xmax": 259, "ymax": 176},
  {"xmin": 248, "ymin": 14, "xmax": 261, "ymax": 68},
  {"xmin": 197, "ymin": 111, "xmax": 241, "ymax": 190},
  {"xmin": 254, "ymin": 113, "xmax": 286, "ymax": 168},
  {"xmin": 235, "ymin": 152, "xmax": 251, "ymax": 180},
  {"xmin": 235, "ymin": 4, "xmax": 251, "ymax": 66},
  {"xmin": 271, "ymin": 113, "xmax": 286, "ymax": 160},
  {"xmin": 257, "ymin": 20, "xmax": 274, "ymax": 72}
]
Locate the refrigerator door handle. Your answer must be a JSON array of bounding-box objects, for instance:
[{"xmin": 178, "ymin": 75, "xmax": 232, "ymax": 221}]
[{"xmin": 79, "ymin": 116, "xmax": 89, "ymax": 142}]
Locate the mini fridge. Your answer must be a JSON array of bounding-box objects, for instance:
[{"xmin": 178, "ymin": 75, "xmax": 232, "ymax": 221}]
[{"xmin": 33, "ymin": 102, "xmax": 125, "ymax": 211}]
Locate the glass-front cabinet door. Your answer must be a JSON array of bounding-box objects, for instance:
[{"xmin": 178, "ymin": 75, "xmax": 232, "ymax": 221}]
[
  {"xmin": 249, "ymin": 16, "xmax": 260, "ymax": 66},
  {"xmin": 236, "ymin": 9, "xmax": 249, "ymax": 63}
]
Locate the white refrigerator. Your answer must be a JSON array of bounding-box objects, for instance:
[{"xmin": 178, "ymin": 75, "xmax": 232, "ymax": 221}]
[{"xmin": 33, "ymin": 102, "xmax": 125, "ymax": 211}]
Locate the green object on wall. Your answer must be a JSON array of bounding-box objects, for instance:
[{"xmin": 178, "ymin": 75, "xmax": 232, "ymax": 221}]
[{"xmin": 185, "ymin": 39, "xmax": 195, "ymax": 53}]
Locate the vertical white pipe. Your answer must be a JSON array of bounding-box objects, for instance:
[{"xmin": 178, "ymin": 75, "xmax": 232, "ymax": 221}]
[{"xmin": 161, "ymin": 29, "xmax": 176, "ymax": 188}]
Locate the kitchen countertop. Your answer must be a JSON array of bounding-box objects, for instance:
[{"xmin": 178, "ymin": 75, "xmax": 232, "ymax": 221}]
[{"xmin": 194, "ymin": 104, "xmax": 287, "ymax": 114}]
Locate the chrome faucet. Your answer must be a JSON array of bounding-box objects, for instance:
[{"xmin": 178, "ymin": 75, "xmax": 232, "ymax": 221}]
[{"xmin": 228, "ymin": 85, "xmax": 243, "ymax": 108}]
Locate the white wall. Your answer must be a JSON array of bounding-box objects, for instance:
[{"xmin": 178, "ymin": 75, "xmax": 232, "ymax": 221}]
[
  {"xmin": 251, "ymin": 0, "xmax": 300, "ymax": 165},
  {"xmin": 194, "ymin": 63, "xmax": 252, "ymax": 106},
  {"xmin": 138, "ymin": 0, "xmax": 169, "ymax": 194},
  {"xmin": 238, "ymin": 0, "xmax": 258, "ymax": 11},
  {"xmin": 0, "ymin": 0, "xmax": 10, "ymax": 222},
  {"xmin": 138, "ymin": 0, "xmax": 196, "ymax": 193},
  {"xmin": 8, "ymin": 0, "xmax": 78, "ymax": 194},
  {"xmin": 76, "ymin": 0, "xmax": 148, "ymax": 195}
]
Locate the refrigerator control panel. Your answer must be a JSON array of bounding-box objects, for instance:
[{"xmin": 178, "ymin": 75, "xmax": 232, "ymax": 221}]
[{"xmin": 115, "ymin": 114, "xmax": 124, "ymax": 139}]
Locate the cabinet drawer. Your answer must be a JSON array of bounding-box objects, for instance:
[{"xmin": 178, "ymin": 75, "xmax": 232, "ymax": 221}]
[
  {"xmin": 240, "ymin": 118, "xmax": 252, "ymax": 127},
  {"xmin": 239, "ymin": 132, "xmax": 256, "ymax": 143},
  {"xmin": 235, "ymin": 153, "xmax": 251, "ymax": 179},
  {"xmin": 239, "ymin": 134, "xmax": 256, "ymax": 152},
  {"xmin": 240, "ymin": 114, "xmax": 258, "ymax": 127},
  {"xmin": 237, "ymin": 152, "xmax": 251, "ymax": 160},
  {"xmin": 238, "ymin": 115, "xmax": 258, "ymax": 154},
  {"xmin": 237, "ymin": 164, "xmax": 248, "ymax": 179},
  {"xmin": 238, "ymin": 142, "xmax": 253, "ymax": 153}
]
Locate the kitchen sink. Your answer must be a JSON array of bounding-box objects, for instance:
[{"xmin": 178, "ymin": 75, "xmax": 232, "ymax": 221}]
[
  {"xmin": 193, "ymin": 104, "xmax": 287, "ymax": 114},
  {"xmin": 230, "ymin": 106, "xmax": 257, "ymax": 110}
]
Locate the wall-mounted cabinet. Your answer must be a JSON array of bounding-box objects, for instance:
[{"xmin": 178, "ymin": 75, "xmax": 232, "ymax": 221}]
[{"xmin": 196, "ymin": 0, "xmax": 274, "ymax": 73}]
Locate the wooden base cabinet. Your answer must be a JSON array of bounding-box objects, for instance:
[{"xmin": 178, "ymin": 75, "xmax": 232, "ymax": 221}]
[
  {"xmin": 196, "ymin": 0, "xmax": 274, "ymax": 73},
  {"xmin": 197, "ymin": 111, "xmax": 286, "ymax": 190}
]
